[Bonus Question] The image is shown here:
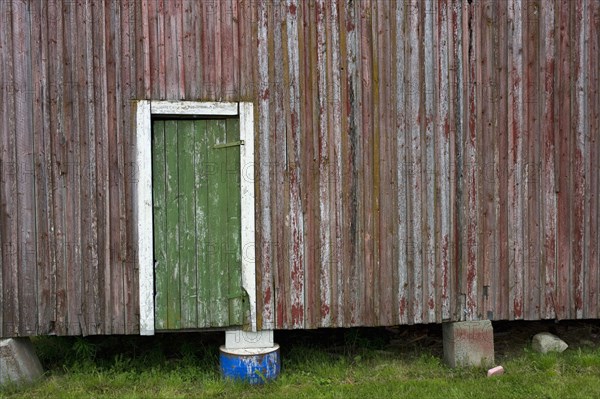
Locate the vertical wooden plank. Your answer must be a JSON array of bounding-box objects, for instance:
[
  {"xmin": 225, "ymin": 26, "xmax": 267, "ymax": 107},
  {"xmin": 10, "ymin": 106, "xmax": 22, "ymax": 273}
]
[
  {"xmin": 518, "ymin": 0, "xmax": 530, "ymax": 322},
  {"xmin": 230, "ymin": 0, "xmax": 239, "ymax": 100},
  {"xmin": 556, "ymin": 0, "xmax": 571, "ymax": 320},
  {"xmin": 285, "ymin": 0, "xmax": 305, "ymax": 329},
  {"xmin": 105, "ymin": 1, "xmax": 124, "ymax": 334},
  {"xmin": 310, "ymin": 0, "xmax": 321, "ymax": 328},
  {"xmin": 205, "ymin": 0, "xmax": 219, "ymax": 99},
  {"xmin": 76, "ymin": 0, "xmax": 93, "ymax": 335},
  {"xmin": 494, "ymin": 0, "xmax": 510, "ymax": 321},
  {"xmin": 91, "ymin": 0, "xmax": 109, "ymax": 335},
  {"xmin": 298, "ymin": 0, "xmax": 315, "ymax": 329},
  {"xmin": 451, "ymin": 2, "xmax": 466, "ymax": 320},
  {"xmin": 572, "ymin": 0, "xmax": 586, "ymax": 319},
  {"xmin": 182, "ymin": 0, "xmax": 199, "ymax": 99},
  {"xmin": 30, "ymin": 0, "xmax": 54, "ymax": 335},
  {"xmin": 0, "ymin": 0, "xmax": 19, "ymax": 336},
  {"xmin": 57, "ymin": 0, "xmax": 72, "ymax": 336},
  {"xmin": 540, "ymin": 0, "xmax": 557, "ymax": 320},
  {"xmin": 177, "ymin": 120, "xmax": 197, "ymax": 328},
  {"xmin": 437, "ymin": 0, "xmax": 452, "ymax": 321},
  {"xmin": 10, "ymin": 0, "xmax": 36, "ymax": 336},
  {"xmin": 349, "ymin": 0, "xmax": 363, "ymax": 326},
  {"xmin": 51, "ymin": 0, "xmax": 69, "ymax": 335},
  {"xmin": 141, "ymin": 0, "xmax": 151, "ymax": 98},
  {"xmin": 273, "ymin": 0, "xmax": 288, "ymax": 330},
  {"xmin": 164, "ymin": 0, "xmax": 181, "ymax": 99},
  {"xmin": 176, "ymin": 0, "xmax": 185, "ymax": 99},
  {"xmin": 586, "ymin": 0, "xmax": 600, "ymax": 318},
  {"xmin": 423, "ymin": 0, "xmax": 436, "ymax": 323},
  {"xmin": 279, "ymin": 1, "xmax": 292, "ymax": 329},
  {"xmin": 358, "ymin": 0, "xmax": 374, "ymax": 326},
  {"xmin": 353, "ymin": 0, "xmax": 371, "ymax": 325},
  {"xmin": 256, "ymin": 0, "xmax": 273, "ymax": 329},
  {"xmin": 200, "ymin": 0, "xmax": 212, "ymax": 98},
  {"xmin": 407, "ymin": 0, "xmax": 422, "ymax": 324},
  {"xmin": 147, "ymin": 0, "xmax": 159, "ymax": 99},
  {"xmin": 447, "ymin": 0, "xmax": 460, "ymax": 322},
  {"xmin": 221, "ymin": 0, "xmax": 235, "ymax": 101},
  {"xmin": 580, "ymin": 0, "xmax": 593, "ymax": 319},
  {"xmin": 472, "ymin": 0, "xmax": 482, "ymax": 320},
  {"xmin": 462, "ymin": 0, "xmax": 479, "ymax": 321},
  {"xmin": 65, "ymin": 0, "xmax": 82, "ymax": 336},
  {"xmin": 194, "ymin": 119, "xmax": 209, "ymax": 327},
  {"xmin": 157, "ymin": 0, "xmax": 166, "ymax": 99},
  {"xmin": 121, "ymin": 0, "xmax": 138, "ymax": 335},
  {"xmin": 152, "ymin": 121, "xmax": 168, "ymax": 330},
  {"xmin": 206, "ymin": 119, "xmax": 229, "ymax": 326},
  {"xmin": 395, "ymin": 0, "xmax": 409, "ymax": 325},
  {"xmin": 25, "ymin": 0, "xmax": 40, "ymax": 336},
  {"xmin": 508, "ymin": 0, "xmax": 525, "ymax": 320},
  {"xmin": 193, "ymin": 0, "xmax": 204, "ymax": 100},
  {"xmin": 522, "ymin": 0, "xmax": 540, "ymax": 320},
  {"xmin": 74, "ymin": 0, "xmax": 90, "ymax": 336},
  {"xmin": 225, "ymin": 118, "xmax": 243, "ymax": 325},
  {"xmin": 376, "ymin": 0, "xmax": 394, "ymax": 326},
  {"xmin": 337, "ymin": 0, "xmax": 348, "ymax": 327},
  {"xmin": 480, "ymin": 0, "xmax": 495, "ymax": 320},
  {"xmin": 316, "ymin": 0, "xmax": 332, "ymax": 327},
  {"xmin": 326, "ymin": 0, "xmax": 343, "ymax": 327},
  {"xmin": 335, "ymin": 0, "xmax": 345, "ymax": 326},
  {"xmin": 238, "ymin": 0, "xmax": 254, "ymax": 100},
  {"xmin": 164, "ymin": 120, "xmax": 181, "ymax": 329},
  {"xmin": 0, "ymin": 0, "xmax": 4, "ymax": 333},
  {"xmin": 214, "ymin": 0, "xmax": 223, "ymax": 99}
]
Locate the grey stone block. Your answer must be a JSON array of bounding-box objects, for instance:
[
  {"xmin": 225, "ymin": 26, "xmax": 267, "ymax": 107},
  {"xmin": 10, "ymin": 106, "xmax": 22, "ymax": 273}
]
[
  {"xmin": 443, "ymin": 320, "xmax": 495, "ymax": 368},
  {"xmin": 0, "ymin": 338, "xmax": 44, "ymax": 386}
]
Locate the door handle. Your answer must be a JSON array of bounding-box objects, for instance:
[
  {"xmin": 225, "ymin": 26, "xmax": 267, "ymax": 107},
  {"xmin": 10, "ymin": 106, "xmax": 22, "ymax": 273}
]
[{"xmin": 213, "ymin": 140, "xmax": 244, "ymax": 149}]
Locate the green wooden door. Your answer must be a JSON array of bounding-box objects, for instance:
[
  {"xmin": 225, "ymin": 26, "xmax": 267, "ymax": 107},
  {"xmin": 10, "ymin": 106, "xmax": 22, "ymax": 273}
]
[{"xmin": 152, "ymin": 118, "xmax": 246, "ymax": 330}]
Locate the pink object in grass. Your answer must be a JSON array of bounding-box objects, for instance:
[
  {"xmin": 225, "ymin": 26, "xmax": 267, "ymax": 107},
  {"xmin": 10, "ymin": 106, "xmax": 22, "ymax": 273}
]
[{"xmin": 487, "ymin": 366, "xmax": 504, "ymax": 377}]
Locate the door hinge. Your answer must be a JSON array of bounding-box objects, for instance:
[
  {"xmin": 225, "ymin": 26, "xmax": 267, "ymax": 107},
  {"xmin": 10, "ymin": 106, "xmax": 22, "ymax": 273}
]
[{"xmin": 213, "ymin": 140, "xmax": 244, "ymax": 149}]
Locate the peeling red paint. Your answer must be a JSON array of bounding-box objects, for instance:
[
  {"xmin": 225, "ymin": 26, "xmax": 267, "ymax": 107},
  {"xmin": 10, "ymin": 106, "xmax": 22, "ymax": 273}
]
[
  {"xmin": 261, "ymin": 88, "xmax": 270, "ymax": 100},
  {"xmin": 399, "ymin": 297, "xmax": 407, "ymax": 317},
  {"xmin": 264, "ymin": 286, "xmax": 271, "ymax": 307}
]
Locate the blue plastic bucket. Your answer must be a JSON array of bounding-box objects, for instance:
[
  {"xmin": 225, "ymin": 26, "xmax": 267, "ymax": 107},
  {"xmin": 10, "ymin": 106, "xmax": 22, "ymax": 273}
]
[{"xmin": 219, "ymin": 344, "xmax": 280, "ymax": 384}]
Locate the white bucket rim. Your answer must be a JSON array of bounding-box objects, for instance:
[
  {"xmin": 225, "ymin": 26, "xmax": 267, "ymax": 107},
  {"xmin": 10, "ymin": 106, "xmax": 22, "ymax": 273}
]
[{"xmin": 219, "ymin": 344, "xmax": 280, "ymax": 356}]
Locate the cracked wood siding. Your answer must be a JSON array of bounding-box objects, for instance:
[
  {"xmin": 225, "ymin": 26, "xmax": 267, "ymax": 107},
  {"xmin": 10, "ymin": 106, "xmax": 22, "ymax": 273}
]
[{"xmin": 0, "ymin": 0, "xmax": 599, "ymax": 336}]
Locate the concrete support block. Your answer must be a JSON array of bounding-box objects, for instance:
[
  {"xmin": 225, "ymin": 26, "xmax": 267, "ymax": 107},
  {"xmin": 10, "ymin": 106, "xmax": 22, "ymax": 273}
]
[
  {"xmin": 443, "ymin": 320, "xmax": 494, "ymax": 368},
  {"xmin": 0, "ymin": 338, "xmax": 44, "ymax": 386},
  {"xmin": 225, "ymin": 329, "xmax": 274, "ymax": 349}
]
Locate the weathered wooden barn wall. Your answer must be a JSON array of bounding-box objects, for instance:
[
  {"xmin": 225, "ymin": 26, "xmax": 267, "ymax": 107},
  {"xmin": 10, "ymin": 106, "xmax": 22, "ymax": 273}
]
[
  {"xmin": 0, "ymin": 0, "xmax": 599, "ymax": 337},
  {"xmin": 254, "ymin": 0, "xmax": 600, "ymax": 329}
]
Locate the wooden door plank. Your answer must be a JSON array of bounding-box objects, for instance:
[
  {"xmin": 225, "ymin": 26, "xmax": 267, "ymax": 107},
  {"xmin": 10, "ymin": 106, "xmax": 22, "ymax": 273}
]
[
  {"xmin": 206, "ymin": 119, "xmax": 229, "ymax": 327},
  {"xmin": 194, "ymin": 119, "xmax": 210, "ymax": 327},
  {"xmin": 225, "ymin": 118, "xmax": 243, "ymax": 325},
  {"xmin": 165, "ymin": 120, "xmax": 181, "ymax": 329},
  {"xmin": 152, "ymin": 120, "xmax": 168, "ymax": 330},
  {"xmin": 177, "ymin": 120, "xmax": 198, "ymax": 328}
]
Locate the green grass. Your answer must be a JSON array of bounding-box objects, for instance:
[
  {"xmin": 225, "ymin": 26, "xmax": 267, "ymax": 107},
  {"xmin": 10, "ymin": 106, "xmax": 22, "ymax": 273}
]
[{"xmin": 3, "ymin": 328, "xmax": 600, "ymax": 399}]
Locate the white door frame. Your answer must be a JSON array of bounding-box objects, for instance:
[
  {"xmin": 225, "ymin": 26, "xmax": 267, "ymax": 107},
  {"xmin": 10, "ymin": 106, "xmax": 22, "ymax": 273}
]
[{"xmin": 135, "ymin": 101, "xmax": 256, "ymax": 335}]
